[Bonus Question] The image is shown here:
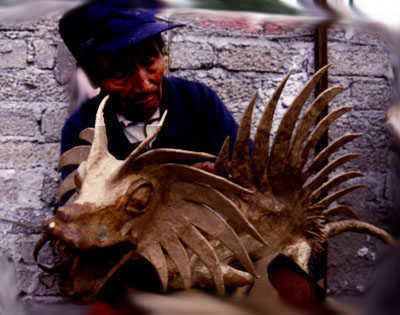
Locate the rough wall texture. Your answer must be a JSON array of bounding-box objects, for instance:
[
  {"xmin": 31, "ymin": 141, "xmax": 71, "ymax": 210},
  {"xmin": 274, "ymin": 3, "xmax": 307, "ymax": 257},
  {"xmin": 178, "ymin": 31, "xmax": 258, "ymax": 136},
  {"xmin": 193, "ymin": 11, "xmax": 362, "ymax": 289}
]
[{"xmin": 0, "ymin": 8, "xmax": 395, "ymax": 304}]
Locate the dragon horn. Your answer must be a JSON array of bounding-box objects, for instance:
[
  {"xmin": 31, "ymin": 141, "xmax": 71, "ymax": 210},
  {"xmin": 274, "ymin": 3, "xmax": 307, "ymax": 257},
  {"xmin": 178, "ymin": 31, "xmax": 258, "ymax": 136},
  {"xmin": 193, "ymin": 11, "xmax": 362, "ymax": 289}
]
[{"xmin": 87, "ymin": 95, "xmax": 111, "ymax": 163}]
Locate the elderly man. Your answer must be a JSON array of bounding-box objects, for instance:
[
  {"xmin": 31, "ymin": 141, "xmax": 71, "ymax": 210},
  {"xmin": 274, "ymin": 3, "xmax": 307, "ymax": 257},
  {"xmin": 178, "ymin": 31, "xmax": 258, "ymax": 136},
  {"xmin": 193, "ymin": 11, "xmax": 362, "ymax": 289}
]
[{"xmin": 59, "ymin": 0, "xmax": 238, "ymax": 188}]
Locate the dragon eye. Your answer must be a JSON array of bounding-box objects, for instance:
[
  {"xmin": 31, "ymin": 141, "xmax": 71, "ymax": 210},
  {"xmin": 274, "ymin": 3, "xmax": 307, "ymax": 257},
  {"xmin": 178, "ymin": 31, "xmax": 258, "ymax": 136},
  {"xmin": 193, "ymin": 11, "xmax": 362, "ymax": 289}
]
[{"xmin": 126, "ymin": 183, "xmax": 153, "ymax": 215}]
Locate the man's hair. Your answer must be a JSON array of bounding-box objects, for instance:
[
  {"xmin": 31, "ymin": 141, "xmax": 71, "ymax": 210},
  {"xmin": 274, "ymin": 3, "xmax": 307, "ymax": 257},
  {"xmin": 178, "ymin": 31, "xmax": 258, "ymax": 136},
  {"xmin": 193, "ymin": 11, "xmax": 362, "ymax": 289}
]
[{"xmin": 79, "ymin": 34, "xmax": 165, "ymax": 87}]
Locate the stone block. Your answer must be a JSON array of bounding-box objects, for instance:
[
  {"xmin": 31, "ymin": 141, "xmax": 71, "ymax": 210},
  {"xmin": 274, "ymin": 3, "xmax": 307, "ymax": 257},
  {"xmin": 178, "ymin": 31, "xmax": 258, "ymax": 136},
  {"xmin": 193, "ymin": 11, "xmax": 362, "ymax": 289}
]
[
  {"xmin": 40, "ymin": 167, "xmax": 59, "ymax": 207},
  {"xmin": 41, "ymin": 103, "xmax": 69, "ymax": 142},
  {"xmin": 0, "ymin": 102, "xmax": 42, "ymax": 140},
  {"xmin": 328, "ymin": 42, "xmax": 391, "ymax": 77},
  {"xmin": 0, "ymin": 39, "xmax": 27, "ymax": 69},
  {"xmin": 16, "ymin": 263, "xmax": 40, "ymax": 295},
  {"xmin": 216, "ymin": 37, "xmax": 313, "ymax": 73},
  {"xmin": 33, "ymin": 40, "xmax": 56, "ymax": 69},
  {"xmin": 329, "ymin": 23, "xmax": 385, "ymax": 47},
  {"xmin": 327, "ymin": 232, "xmax": 384, "ymax": 298},
  {"xmin": 169, "ymin": 11, "xmax": 315, "ymax": 39},
  {"xmin": 54, "ymin": 41, "xmax": 76, "ymax": 85},
  {"xmin": 0, "ymin": 168, "xmax": 45, "ymax": 211},
  {"xmin": 169, "ymin": 36, "xmax": 216, "ymax": 70},
  {"xmin": 0, "ymin": 68, "xmax": 68, "ymax": 102},
  {"xmin": 0, "ymin": 142, "xmax": 59, "ymax": 169},
  {"xmin": 15, "ymin": 235, "xmax": 41, "ymax": 266},
  {"xmin": 328, "ymin": 76, "xmax": 392, "ymax": 111},
  {"xmin": 329, "ymin": 109, "xmax": 390, "ymax": 173}
]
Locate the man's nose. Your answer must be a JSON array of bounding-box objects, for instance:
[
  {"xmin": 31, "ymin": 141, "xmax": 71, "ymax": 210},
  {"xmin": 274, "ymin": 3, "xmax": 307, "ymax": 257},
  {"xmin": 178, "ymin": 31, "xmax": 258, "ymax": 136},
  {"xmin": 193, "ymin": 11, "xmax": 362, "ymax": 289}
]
[{"xmin": 132, "ymin": 65, "xmax": 156, "ymax": 92}]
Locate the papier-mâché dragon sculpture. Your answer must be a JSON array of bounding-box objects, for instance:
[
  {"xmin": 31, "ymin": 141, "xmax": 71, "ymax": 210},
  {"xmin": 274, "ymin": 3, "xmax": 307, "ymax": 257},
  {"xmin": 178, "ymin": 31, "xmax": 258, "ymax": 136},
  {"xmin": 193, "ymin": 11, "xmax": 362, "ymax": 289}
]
[{"xmin": 35, "ymin": 65, "xmax": 395, "ymax": 302}]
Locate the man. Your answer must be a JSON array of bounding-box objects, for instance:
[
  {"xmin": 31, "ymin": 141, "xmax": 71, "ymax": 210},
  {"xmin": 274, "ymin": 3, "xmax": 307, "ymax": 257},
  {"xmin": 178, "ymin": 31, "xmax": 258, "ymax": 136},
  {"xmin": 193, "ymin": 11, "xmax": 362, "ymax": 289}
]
[{"xmin": 59, "ymin": 0, "xmax": 239, "ymax": 186}]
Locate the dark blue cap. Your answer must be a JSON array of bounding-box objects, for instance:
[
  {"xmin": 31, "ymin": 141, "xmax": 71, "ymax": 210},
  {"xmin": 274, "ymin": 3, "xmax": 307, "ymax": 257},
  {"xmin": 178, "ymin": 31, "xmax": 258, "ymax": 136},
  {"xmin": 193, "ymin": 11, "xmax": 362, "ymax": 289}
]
[{"xmin": 59, "ymin": 0, "xmax": 182, "ymax": 60}]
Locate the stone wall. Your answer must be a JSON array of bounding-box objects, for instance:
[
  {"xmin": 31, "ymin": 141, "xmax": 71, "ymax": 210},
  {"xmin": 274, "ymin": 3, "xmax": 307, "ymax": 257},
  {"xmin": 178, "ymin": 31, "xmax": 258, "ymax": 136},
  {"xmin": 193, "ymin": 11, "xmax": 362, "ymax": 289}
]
[{"xmin": 0, "ymin": 7, "xmax": 395, "ymax": 304}]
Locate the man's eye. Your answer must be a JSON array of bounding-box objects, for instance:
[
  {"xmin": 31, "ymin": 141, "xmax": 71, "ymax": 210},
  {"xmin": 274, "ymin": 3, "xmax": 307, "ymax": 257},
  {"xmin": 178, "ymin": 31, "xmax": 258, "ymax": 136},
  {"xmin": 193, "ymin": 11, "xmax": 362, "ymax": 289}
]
[{"xmin": 140, "ymin": 56, "xmax": 156, "ymax": 67}]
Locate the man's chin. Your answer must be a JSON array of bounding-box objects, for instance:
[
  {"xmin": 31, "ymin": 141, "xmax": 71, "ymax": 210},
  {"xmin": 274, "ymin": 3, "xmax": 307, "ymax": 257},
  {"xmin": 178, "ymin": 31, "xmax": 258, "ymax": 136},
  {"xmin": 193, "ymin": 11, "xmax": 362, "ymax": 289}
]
[{"xmin": 118, "ymin": 98, "xmax": 160, "ymax": 122}]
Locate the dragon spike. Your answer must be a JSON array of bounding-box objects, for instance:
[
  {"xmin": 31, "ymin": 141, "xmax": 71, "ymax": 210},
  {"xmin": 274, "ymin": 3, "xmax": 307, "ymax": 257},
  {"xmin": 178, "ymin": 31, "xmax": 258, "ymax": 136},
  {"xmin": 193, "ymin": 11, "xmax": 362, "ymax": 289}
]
[
  {"xmin": 57, "ymin": 145, "xmax": 91, "ymax": 170},
  {"xmin": 323, "ymin": 220, "xmax": 396, "ymax": 245},
  {"xmin": 183, "ymin": 202, "xmax": 256, "ymax": 275},
  {"xmin": 303, "ymin": 153, "xmax": 360, "ymax": 191},
  {"xmin": 160, "ymin": 233, "xmax": 192, "ymax": 289},
  {"xmin": 323, "ymin": 205, "xmax": 358, "ymax": 219},
  {"xmin": 57, "ymin": 170, "xmax": 77, "ymax": 202},
  {"xmin": 300, "ymin": 106, "xmax": 353, "ymax": 168},
  {"xmin": 290, "ymin": 86, "xmax": 346, "ymax": 169},
  {"xmin": 214, "ymin": 137, "xmax": 231, "ymax": 177},
  {"xmin": 138, "ymin": 242, "xmax": 169, "ymax": 292},
  {"xmin": 252, "ymin": 71, "xmax": 292, "ymax": 185},
  {"xmin": 231, "ymin": 92, "xmax": 257, "ymax": 186},
  {"xmin": 179, "ymin": 225, "xmax": 225, "ymax": 294},
  {"xmin": 79, "ymin": 128, "xmax": 94, "ymax": 144},
  {"xmin": 309, "ymin": 171, "xmax": 364, "ymax": 203},
  {"xmin": 130, "ymin": 149, "xmax": 215, "ymax": 171},
  {"xmin": 182, "ymin": 183, "xmax": 266, "ymax": 246},
  {"xmin": 303, "ymin": 133, "xmax": 362, "ymax": 178},
  {"xmin": 269, "ymin": 64, "xmax": 331, "ymax": 178},
  {"xmin": 158, "ymin": 164, "xmax": 253, "ymax": 195},
  {"xmin": 87, "ymin": 95, "xmax": 110, "ymax": 163},
  {"xmin": 313, "ymin": 184, "xmax": 365, "ymax": 208}
]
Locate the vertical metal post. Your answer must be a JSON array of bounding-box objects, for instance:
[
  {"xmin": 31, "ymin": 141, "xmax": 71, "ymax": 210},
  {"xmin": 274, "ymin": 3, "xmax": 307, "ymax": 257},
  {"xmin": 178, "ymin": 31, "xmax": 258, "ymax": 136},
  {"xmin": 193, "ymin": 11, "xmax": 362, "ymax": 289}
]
[{"xmin": 311, "ymin": 0, "xmax": 332, "ymax": 290}]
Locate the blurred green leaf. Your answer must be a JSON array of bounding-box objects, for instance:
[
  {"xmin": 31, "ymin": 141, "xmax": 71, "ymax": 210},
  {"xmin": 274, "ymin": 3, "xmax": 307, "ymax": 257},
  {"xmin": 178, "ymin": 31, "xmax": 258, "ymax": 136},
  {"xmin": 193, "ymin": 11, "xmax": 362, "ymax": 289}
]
[{"xmin": 191, "ymin": 0, "xmax": 300, "ymax": 15}]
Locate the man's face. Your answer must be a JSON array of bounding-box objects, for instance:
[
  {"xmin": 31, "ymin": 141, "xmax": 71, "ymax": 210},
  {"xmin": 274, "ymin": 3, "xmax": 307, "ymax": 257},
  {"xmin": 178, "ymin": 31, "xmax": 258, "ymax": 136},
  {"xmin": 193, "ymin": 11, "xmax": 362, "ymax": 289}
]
[{"xmin": 99, "ymin": 37, "xmax": 165, "ymax": 121}]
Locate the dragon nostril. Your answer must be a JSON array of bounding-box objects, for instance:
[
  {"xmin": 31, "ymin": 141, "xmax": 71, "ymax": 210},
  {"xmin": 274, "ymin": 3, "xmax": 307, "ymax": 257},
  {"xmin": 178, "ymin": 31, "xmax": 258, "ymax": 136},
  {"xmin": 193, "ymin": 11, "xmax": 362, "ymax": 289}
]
[{"xmin": 126, "ymin": 183, "xmax": 153, "ymax": 214}]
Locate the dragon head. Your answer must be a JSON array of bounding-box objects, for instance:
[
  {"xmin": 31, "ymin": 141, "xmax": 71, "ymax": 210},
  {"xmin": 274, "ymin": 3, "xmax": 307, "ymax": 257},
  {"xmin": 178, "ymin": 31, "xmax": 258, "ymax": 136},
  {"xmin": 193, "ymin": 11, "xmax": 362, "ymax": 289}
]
[{"xmin": 43, "ymin": 96, "xmax": 165, "ymax": 251}]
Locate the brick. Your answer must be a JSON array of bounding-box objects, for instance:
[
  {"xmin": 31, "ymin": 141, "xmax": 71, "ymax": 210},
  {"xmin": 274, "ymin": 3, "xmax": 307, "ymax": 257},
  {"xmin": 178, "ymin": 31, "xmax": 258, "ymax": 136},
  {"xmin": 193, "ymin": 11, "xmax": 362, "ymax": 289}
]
[
  {"xmin": 327, "ymin": 233, "xmax": 383, "ymax": 298},
  {"xmin": 169, "ymin": 11, "xmax": 315, "ymax": 38},
  {"xmin": 0, "ymin": 142, "xmax": 59, "ymax": 169},
  {"xmin": 169, "ymin": 36, "xmax": 216, "ymax": 70},
  {"xmin": 329, "ymin": 76, "xmax": 392, "ymax": 111},
  {"xmin": 329, "ymin": 110, "xmax": 390, "ymax": 173},
  {"xmin": 329, "ymin": 24, "xmax": 385, "ymax": 46},
  {"xmin": 0, "ymin": 102, "xmax": 42, "ymax": 140},
  {"xmin": 0, "ymin": 168, "xmax": 46, "ymax": 210},
  {"xmin": 40, "ymin": 167, "xmax": 59, "ymax": 207},
  {"xmin": 41, "ymin": 103, "xmax": 69, "ymax": 142},
  {"xmin": 328, "ymin": 42, "xmax": 391, "ymax": 77},
  {"xmin": 54, "ymin": 41, "xmax": 76, "ymax": 85},
  {"xmin": 33, "ymin": 39, "xmax": 56, "ymax": 69},
  {"xmin": 0, "ymin": 39, "xmax": 27, "ymax": 69},
  {"xmin": 16, "ymin": 263, "xmax": 40, "ymax": 295},
  {"xmin": 216, "ymin": 37, "xmax": 313, "ymax": 73},
  {"xmin": 0, "ymin": 68, "xmax": 67, "ymax": 102}
]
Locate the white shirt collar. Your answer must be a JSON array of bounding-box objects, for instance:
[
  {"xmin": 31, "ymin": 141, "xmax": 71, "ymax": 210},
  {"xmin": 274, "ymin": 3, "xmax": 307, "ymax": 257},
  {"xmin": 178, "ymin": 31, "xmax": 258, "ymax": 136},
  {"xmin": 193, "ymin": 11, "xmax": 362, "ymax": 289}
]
[{"xmin": 115, "ymin": 108, "xmax": 162, "ymax": 145}]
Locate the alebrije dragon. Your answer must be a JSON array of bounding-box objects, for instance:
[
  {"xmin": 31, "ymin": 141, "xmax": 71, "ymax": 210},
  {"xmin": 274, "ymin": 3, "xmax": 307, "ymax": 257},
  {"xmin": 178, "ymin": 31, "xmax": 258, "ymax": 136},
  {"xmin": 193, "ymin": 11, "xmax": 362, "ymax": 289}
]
[{"xmin": 35, "ymin": 65, "xmax": 395, "ymax": 302}]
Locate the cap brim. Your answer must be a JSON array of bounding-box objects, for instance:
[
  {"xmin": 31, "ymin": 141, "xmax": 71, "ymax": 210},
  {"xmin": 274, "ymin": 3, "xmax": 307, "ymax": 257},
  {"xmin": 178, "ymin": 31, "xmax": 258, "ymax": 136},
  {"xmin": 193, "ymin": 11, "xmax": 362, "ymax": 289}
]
[{"xmin": 95, "ymin": 21, "xmax": 183, "ymax": 52}]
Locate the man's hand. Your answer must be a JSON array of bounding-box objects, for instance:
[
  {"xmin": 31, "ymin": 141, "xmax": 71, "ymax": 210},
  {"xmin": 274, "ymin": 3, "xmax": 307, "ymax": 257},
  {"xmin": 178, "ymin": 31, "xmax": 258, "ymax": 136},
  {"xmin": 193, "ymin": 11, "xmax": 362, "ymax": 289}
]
[{"xmin": 193, "ymin": 161, "xmax": 215, "ymax": 173}]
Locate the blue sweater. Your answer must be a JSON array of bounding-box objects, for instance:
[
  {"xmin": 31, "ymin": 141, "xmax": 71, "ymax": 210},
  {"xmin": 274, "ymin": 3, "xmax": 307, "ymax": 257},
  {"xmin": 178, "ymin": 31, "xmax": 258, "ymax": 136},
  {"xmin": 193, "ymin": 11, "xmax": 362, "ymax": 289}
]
[{"xmin": 61, "ymin": 76, "xmax": 238, "ymax": 179}]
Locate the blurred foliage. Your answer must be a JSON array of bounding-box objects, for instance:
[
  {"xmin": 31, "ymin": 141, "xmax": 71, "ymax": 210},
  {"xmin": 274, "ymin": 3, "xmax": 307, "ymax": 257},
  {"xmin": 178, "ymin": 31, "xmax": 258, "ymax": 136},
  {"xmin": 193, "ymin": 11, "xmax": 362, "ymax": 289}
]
[{"xmin": 191, "ymin": 0, "xmax": 300, "ymax": 14}]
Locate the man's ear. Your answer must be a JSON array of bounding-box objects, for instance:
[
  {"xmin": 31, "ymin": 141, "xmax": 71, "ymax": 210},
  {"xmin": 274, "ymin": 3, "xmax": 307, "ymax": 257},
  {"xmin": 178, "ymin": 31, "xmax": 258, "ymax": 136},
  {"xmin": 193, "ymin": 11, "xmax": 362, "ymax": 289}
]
[{"xmin": 267, "ymin": 254, "xmax": 325, "ymax": 308}]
